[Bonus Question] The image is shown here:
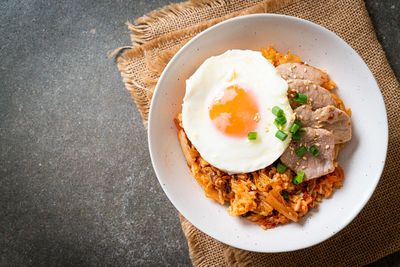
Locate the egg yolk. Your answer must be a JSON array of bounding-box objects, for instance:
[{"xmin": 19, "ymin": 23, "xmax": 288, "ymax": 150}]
[{"xmin": 209, "ymin": 85, "xmax": 260, "ymax": 137}]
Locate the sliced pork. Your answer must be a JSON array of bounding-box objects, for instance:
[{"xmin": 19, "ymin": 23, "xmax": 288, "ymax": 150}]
[
  {"xmin": 295, "ymin": 105, "xmax": 352, "ymax": 144},
  {"xmin": 280, "ymin": 127, "xmax": 335, "ymax": 180},
  {"xmin": 276, "ymin": 63, "xmax": 329, "ymax": 86},
  {"xmin": 287, "ymin": 79, "xmax": 336, "ymax": 110}
]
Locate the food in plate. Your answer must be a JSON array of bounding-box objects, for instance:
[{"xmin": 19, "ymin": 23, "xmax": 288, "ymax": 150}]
[{"xmin": 175, "ymin": 47, "xmax": 352, "ymax": 229}]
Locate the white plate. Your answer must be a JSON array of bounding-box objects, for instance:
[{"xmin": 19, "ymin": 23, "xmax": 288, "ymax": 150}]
[{"xmin": 148, "ymin": 14, "xmax": 388, "ymax": 252}]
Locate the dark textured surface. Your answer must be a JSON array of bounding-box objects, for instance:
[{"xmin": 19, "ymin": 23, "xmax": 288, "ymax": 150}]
[
  {"xmin": 364, "ymin": 1, "xmax": 400, "ymax": 81},
  {"xmin": 0, "ymin": 0, "xmax": 398, "ymax": 266}
]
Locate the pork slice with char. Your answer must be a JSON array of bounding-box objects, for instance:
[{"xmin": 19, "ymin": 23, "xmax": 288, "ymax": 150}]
[
  {"xmin": 295, "ymin": 105, "xmax": 352, "ymax": 144},
  {"xmin": 280, "ymin": 127, "xmax": 335, "ymax": 180},
  {"xmin": 287, "ymin": 79, "xmax": 336, "ymax": 110},
  {"xmin": 276, "ymin": 63, "xmax": 329, "ymax": 86}
]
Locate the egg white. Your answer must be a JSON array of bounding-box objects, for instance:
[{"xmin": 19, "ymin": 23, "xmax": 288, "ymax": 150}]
[{"xmin": 182, "ymin": 50, "xmax": 294, "ymax": 174}]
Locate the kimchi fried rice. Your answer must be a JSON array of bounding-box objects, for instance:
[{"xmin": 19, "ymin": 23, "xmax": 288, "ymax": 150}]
[{"xmin": 175, "ymin": 47, "xmax": 350, "ymax": 229}]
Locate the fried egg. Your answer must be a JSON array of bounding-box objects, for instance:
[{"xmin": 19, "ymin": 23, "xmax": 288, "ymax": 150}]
[{"xmin": 182, "ymin": 50, "xmax": 294, "ymax": 174}]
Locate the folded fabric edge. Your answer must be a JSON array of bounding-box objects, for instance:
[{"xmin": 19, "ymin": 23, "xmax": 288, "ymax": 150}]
[
  {"xmin": 116, "ymin": 52, "xmax": 150, "ymax": 128},
  {"xmin": 126, "ymin": 0, "xmax": 302, "ymax": 46},
  {"xmin": 127, "ymin": 0, "xmax": 226, "ymax": 45}
]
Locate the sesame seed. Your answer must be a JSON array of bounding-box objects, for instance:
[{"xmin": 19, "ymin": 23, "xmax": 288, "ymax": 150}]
[
  {"xmin": 299, "ymin": 76, "xmax": 304, "ymax": 79},
  {"xmin": 290, "ymin": 151, "xmax": 294, "ymax": 155},
  {"xmin": 303, "ymin": 68, "xmax": 307, "ymax": 72},
  {"xmin": 326, "ymin": 145, "xmax": 330, "ymax": 149},
  {"xmin": 293, "ymin": 75, "xmax": 297, "ymax": 79},
  {"xmin": 302, "ymin": 156, "xmax": 307, "ymax": 160},
  {"xmin": 315, "ymin": 143, "xmax": 320, "ymax": 146},
  {"xmin": 316, "ymin": 133, "xmax": 320, "ymax": 136},
  {"xmin": 315, "ymin": 117, "xmax": 319, "ymax": 120},
  {"xmin": 303, "ymin": 81, "xmax": 307, "ymax": 85},
  {"xmin": 301, "ymin": 166, "xmax": 306, "ymax": 170},
  {"xmin": 313, "ymin": 84, "xmax": 317, "ymax": 89},
  {"xmin": 287, "ymin": 80, "xmax": 293, "ymax": 84},
  {"xmin": 296, "ymin": 162, "xmax": 300, "ymax": 166},
  {"xmin": 299, "ymin": 115, "xmax": 303, "ymax": 119},
  {"xmin": 306, "ymin": 86, "xmax": 309, "ymax": 91}
]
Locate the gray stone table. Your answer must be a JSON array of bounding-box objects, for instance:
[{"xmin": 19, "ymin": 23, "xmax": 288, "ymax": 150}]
[{"xmin": 1, "ymin": 0, "xmax": 399, "ymax": 266}]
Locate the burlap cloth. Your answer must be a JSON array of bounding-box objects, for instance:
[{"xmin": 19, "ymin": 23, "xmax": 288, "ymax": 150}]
[{"xmin": 113, "ymin": 0, "xmax": 400, "ymax": 265}]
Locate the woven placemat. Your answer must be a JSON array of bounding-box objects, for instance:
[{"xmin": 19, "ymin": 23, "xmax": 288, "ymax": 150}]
[{"xmin": 114, "ymin": 0, "xmax": 400, "ymax": 266}]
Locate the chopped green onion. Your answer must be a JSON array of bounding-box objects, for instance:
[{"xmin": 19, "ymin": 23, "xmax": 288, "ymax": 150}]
[
  {"xmin": 295, "ymin": 190, "xmax": 302, "ymax": 195},
  {"xmin": 290, "ymin": 121, "xmax": 302, "ymax": 133},
  {"xmin": 293, "ymin": 127, "xmax": 306, "ymax": 140},
  {"xmin": 275, "ymin": 130, "xmax": 288, "ymax": 141},
  {"xmin": 274, "ymin": 116, "xmax": 287, "ymax": 127},
  {"xmin": 281, "ymin": 190, "xmax": 290, "ymax": 201},
  {"xmin": 272, "ymin": 106, "xmax": 284, "ymax": 117},
  {"xmin": 292, "ymin": 133, "xmax": 301, "ymax": 141},
  {"xmin": 310, "ymin": 145, "xmax": 320, "ymax": 157},
  {"xmin": 295, "ymin": 146, "xmax": 307, "ymax": 157},
  {"xmin": 293, "ymin": 93, "xmax": 308, "ymax": 104},
  {"xmin": 293, "ymin": 170, "xmax": 305, "ymax": 185},
  {"xmin": 298, "ymin": 128, "xmax": 306, "ymax": 134},
  {"xmin": 248, "ymin": 131, "xmax": 257, "ymax": 140},
  {"xmin": 277, "ymin": 163, "xmax": 287, "ymax": 173}
]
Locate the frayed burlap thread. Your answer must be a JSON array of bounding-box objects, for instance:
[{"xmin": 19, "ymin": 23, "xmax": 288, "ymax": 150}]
[
  {"xmin": 115, "ymin": 0, "xmax": 400, "ymax": 266},
  {"xmin": 127, "ymin": 0, "xmax": 287, "ymax": 46}
]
